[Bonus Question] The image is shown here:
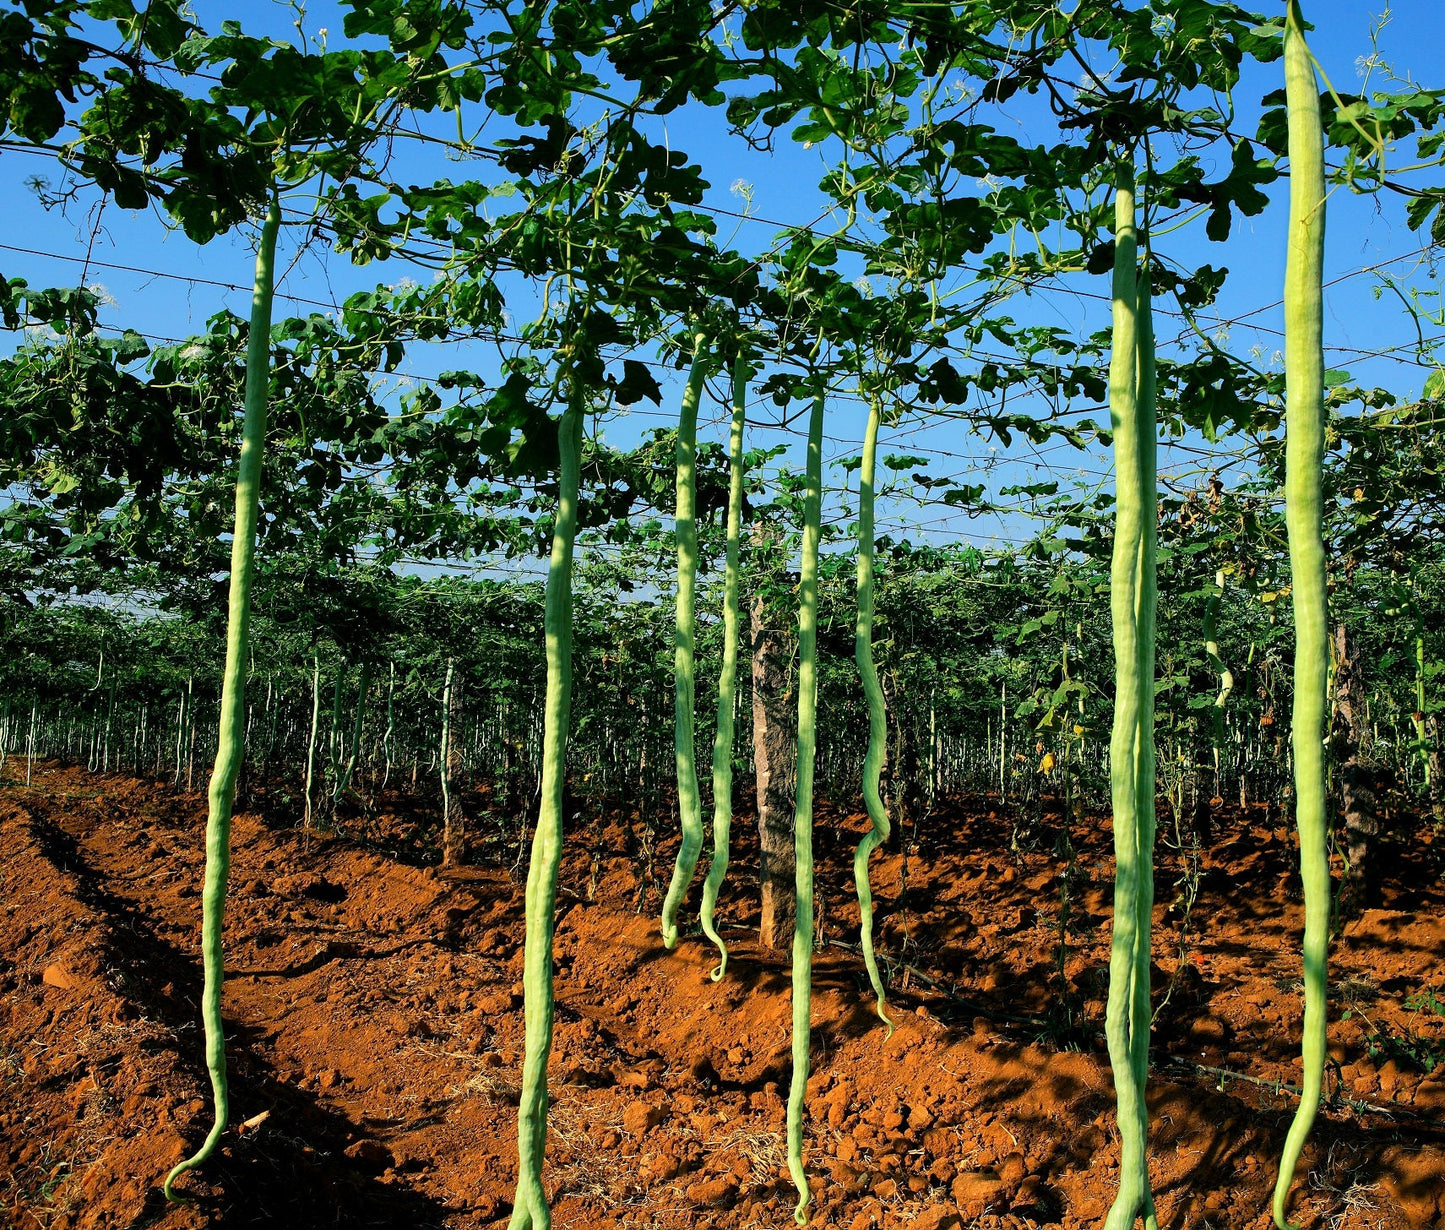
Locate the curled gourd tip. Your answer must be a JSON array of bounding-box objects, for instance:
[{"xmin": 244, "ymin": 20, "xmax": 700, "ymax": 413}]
[{"xmin": 162, "ymin": 1162, "xmax": 190, "ymax": 1202}]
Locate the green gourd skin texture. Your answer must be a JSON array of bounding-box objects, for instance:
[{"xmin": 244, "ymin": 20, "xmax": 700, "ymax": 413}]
[
  {"xmin": 1130, "ymin": 258, "xmax": 1160, "ymax": 1230},
  {"xmin": 1102, "ymin": 165, "xmax": 1160, "ymax": 1230},
  {"xmin": 787, "ymin": 390, "xmax": 826, "ymax": 1226},
  {"xmin": 164, "ymin": 195, "xmax": 281, "ymax": 1200},
  {"xmin": 661, "ymin": 331, "xmax": 712, "ymax": 949},
  {"xmin": 700, "ymin": 359, "xmax": 748, "ymax": 978},
  {"xmin": 509, "ymin": 391, "xmax": 584, "ymax": 1230},
  {"xmin": 853, "ymin": 394, "xmax": 894, "ymax": 1034},
  {"xmin": 1274, "ymin": 4, "xmax": 1330, "ymax": 1226}
]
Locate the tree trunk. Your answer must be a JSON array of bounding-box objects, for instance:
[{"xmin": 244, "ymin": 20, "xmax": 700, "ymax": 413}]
[
  {"xmin": 1332, "ymin": 622, "xmax": 1378, "ymax": 911},
  {"xmin": 751, "ymin": 582, "xmax": 796, "ymax": 952},
  {"xmin": 1430, "ymin": 716, "xmax": 1443, "ymax": 824}
]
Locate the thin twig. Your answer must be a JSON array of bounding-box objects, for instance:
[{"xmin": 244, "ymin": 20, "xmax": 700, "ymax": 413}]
[{"xmin": 823, "ymin": 937, "xmax": 1051, "ymax": 1029}]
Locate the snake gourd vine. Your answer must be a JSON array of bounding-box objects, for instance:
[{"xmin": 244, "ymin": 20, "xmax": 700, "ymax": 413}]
[
  {"xmin": 699, "ymin": 359, "xmax": 748, "ymax": 978},
  {"xmin": 509, "ymin": 390, "xmax": 584, "ymax": 1230},
  {"xmin": 164, "ymin": 193, "xmax": 282, "ymax": 1200},
  {"xmin": 1273, "ymin": 5, "xmax": 1330, "ymax": 1226},
  {"xmin": 1102, "ymin": 163, "xmax": 1160, "ymax": 1230},
  {"xmin": 853, "ymin": 394, "xmax": 894, "ymax": 1033},
  {"xmin": 787, "ymin": 388, "xmax": 826, "ymax": 1226},
  {"xmin": 661, "ymin": 330, "xmax": 712, "ymax": 948}
]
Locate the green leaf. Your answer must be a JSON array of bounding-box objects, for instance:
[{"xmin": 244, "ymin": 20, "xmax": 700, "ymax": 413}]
[{"xmin": 612, "ymin": 359, "xmax": 662, "ymax": 407}]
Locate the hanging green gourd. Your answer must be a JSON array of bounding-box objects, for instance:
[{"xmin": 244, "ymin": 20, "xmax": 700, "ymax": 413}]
[
  {"xmin": 509, "ymin": 387, "xmax": 585, "ymax": 1230},
  {"xmin": 1131, "ymin": 236, "xmax": 1159, "ymax": 1154},
  {"xmin": 852, "ymin": 393, "xmax": 894, "ymax": 1033},
  {"xmin": 1102, "ymin": 161, "xmax": 1161, "ymax": 1230},
  {"xmin": 164, "ymin": 193, "xmax": 282, "ymax": 1200},
  {"xmin": 1272, "ymin": 4, "xmax": 1330, "ymax": 1226},
  {"xmin": 661, "ymin": 328, "xmax": 712, "ymax": 948},
  {"xmin": 700, "ymin": 357, "xmax": 749, "ymax": 977},
  {"xmin": 786, "ymin": 387, "xmax": 826, "ymax": 1226}
]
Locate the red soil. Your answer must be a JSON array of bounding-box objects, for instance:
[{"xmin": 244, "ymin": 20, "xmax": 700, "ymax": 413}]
[{"xmin": 2, "ymin": 762, "xmax": 1442, "ymax": 1229}]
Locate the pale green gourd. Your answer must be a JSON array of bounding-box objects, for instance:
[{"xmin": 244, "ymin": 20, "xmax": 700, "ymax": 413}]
[
  {"xmin": 1102, "ymin": 163, "xmax": 1160, "ymax": 1230},
  {"xmin": 509, "ymin": 390, "xmax": 584, "ymax": 1230},
  {"xmin": 853, "ymin": 394, "xmax": 894, "ymax": 1033},
  {"xmin": 1273, "ymin": 4, "xmax": 1330, "ymax": 1225},
  {"xmin": 700, "ymin": 358, "xmax": 748, "ymax": 978},
  {"xmin": 164, "ymin": 194, "xmax": 282, "ymax": 1200},
  {"xmin": 661, "ymin": 330, "xmax": 712, "ymax": 948},
  {"xmin": 1130, "ymin": 256, "xmax": 1160, "ymax": 1230},
  {"xmin": 786, "ymin": 389, "xmax": 825, "ymax": 1226}
]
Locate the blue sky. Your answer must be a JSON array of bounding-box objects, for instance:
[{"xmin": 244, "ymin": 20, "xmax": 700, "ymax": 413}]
[{"xmin": 3, "ymin": 0, "xmax": 1443, "ymax": 562}]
